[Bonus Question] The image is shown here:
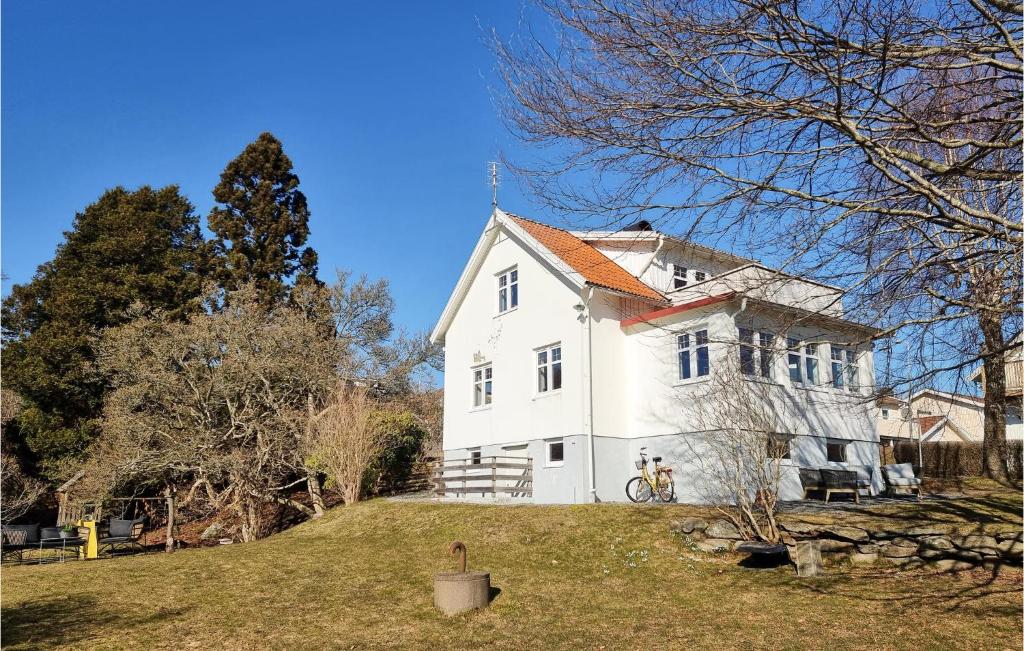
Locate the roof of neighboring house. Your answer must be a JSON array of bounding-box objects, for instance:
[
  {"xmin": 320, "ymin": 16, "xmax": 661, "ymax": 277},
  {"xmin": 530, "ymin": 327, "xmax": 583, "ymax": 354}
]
[
  {"xmin": 916, "ymin": 415, "xmax": 945, "ymax": 436},
  {"xmin": 507, "ymin": 214, "xmax": 666, "ymax": 302},
  {"xmin": 910, "ymin": 389, "xmax": 985, "ymax": 408}
]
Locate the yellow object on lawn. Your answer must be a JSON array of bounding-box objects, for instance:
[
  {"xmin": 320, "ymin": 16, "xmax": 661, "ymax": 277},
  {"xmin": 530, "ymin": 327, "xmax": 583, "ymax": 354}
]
[{"xmin": 76, "ymin": 520, "xmax": 98, "ymax": 559}]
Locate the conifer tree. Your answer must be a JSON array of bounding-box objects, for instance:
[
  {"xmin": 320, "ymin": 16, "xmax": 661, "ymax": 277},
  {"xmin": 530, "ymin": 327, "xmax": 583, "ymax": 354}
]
[
  {"xmin": 207, "ymin": 132, "xmax": 320, "ymax": 304},
  {"xmin": 1, "ymin": 186, "xmax": 205, "ymax": 478}
]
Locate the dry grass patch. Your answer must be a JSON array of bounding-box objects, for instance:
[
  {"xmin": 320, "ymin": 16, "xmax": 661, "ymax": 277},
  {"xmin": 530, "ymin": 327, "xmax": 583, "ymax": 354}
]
[{"xmin": 2, "ymin": 490, "xmax": 1021, "ymax": 650}]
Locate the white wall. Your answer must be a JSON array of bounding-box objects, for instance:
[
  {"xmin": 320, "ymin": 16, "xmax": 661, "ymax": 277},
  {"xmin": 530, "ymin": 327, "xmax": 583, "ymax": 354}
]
[{"xmin": 441, "ymin": 225, "xmax": 586, "ymax": 452}]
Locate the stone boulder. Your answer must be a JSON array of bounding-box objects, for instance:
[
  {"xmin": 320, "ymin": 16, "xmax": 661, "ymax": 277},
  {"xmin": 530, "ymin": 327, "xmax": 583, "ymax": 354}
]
[
  {"xmin": 779, "ymin": 521, "xmax": 819, "ymax": 536},
  {"xmin": 956, "ymin": 535, "xmax": 999, "ymax": 556},
  {"xmin": 818, "ymin": 539, "xmax": 856, "ymax": 553},
  {"xmin": 822, "ymin": 525, "xmax": 869, "ymax": 542},
  {"xmin": 705, "ymin": 520, "xmax": 743, "ymax": 540},
  {"xmin": 850, "ymin": 552, "xmax": 878, "ymax": 565},
  {"xmin": 673, "ymin": 517, "xmax": 709, "ymax": 535},
  {"xmin": 882, "ymin": 545, "xmax": 917, "ymax": 559},
  {"xmin": 695, "ymin": 538, "xmax": 732, "ymax": 553},
  {"xmin": 918, "ymin": 535, "xmax": 954, "ymax": 551}
]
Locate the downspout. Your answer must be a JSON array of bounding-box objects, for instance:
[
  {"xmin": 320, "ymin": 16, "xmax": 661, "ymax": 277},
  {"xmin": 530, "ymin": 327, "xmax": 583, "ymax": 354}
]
[
  {"xmin": 637, "ymin": 234, "xmax": 665, "ymax": 278},
  {"xmin": 580, "ymin": 285, "xmax": 597, "ymax": 502}
]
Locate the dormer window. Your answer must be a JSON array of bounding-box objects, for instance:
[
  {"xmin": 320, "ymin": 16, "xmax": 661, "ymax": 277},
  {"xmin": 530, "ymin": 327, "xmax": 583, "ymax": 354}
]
[
  {"xmin": 693, "ymin": 271, "xmax": 707, "ymax": 283},
  {"xmin": 672, "ymin": 264, "xmax": 688, "ymax": 289},
  {"xmin": 497, "ymin": 267, "xmax": 518, "ymax": 314}
]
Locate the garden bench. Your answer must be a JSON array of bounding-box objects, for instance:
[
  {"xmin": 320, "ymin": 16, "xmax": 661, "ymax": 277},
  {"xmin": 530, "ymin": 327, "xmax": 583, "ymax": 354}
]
[
  {"xmin": 881, "ymin": 463, "xmax": 922, "ymax": 500},
  {"xmin": 799, "ymin": 467, "xmax": 860, "ymax": 503}
]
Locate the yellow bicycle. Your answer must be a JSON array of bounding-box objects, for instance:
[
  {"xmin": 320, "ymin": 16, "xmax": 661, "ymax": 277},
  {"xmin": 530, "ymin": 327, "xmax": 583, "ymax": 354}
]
[{"xmin": 626, "ymin": 447, "xmax": 675, "ymax": 503}]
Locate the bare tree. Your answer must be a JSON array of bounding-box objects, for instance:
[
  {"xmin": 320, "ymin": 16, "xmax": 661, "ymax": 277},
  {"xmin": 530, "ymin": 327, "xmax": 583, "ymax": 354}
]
[
  {"xmin": 305, "ymin": 387, "xmax": 391, "ymax": 505},
  {"xmin": 1, "ymin": 390, "xmax": 45, "ymax": 524},
  {"xmin": 681, "ymin": 357, "xmax": 790, "ymax": 543},
  {"xmin": 494, "ymin": 0, "xmax": 1022, "ymax": 481}
]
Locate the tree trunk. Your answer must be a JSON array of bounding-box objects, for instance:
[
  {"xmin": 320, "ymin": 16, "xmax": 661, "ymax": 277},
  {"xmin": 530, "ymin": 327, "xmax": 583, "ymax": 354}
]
[
  {"xmin": 164, "ymin": 486, "xmax": 176, "ymax": 553},
  {"xmin": 307, "ymin": 471, "xmax": 325, "ymax": 518},
  {"xmin": 979, "ymin": 310, "xmax": 1010, "ymax": 485}
]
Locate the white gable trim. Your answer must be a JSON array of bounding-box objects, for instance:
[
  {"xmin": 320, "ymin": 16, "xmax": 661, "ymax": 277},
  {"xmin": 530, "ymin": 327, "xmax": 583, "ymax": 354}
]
[{"xmin": 430, "ymin": 209, "xmax": 588, "ymax": 344}]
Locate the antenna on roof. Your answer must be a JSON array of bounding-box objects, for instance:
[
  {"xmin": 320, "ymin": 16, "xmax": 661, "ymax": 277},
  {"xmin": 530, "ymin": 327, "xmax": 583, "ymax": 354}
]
[{"xmin": 488, "ymin": 161, "xmax": 500, "ymax": 209}]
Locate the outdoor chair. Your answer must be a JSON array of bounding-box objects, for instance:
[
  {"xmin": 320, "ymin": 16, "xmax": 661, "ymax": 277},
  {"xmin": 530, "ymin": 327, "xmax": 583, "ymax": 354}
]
[
  {"xmin": 1, "ymin": 524, "xmax": 39, "ymax": 564},
  {"xmin": 98, "ymin": 518, "xmax": 145, "ymax": 556},
  {"xmin": 849, "ymin": 465, "xmax": 874, "ymax": 497},
  {"xmin": 819, "ymin": 469, "xmax": 860, "ymax": 503},
  {"xmin": 37, "ymin": 525, "xmax": 90, "ymax": 563},
  {"xmin": 881, "ymin": 463, "xmax": 922, "ymax": 500},
  {"xmin": 798, "ymin": 468, "xmax": 826, "ymax": 500}
]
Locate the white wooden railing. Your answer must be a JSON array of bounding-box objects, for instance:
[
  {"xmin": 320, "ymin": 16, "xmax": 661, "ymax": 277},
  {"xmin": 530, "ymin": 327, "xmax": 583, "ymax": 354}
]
[{"xmin": 432, "ymin": 456, "xmax": 533, "ymax": 498}]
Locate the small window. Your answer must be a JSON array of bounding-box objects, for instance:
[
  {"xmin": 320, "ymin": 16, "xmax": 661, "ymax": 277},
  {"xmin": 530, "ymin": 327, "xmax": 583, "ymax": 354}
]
[
  {"xmin": 497, "ymin": 268, "xmax": 518, "ymax": 314},
  {"xmin": 740, "ymin": 328, "xmax": 773, "ymax": 378},
  {"xmin": 787, "ymin": 338, "xmax": 802, "ymax": 383},
  {"xmin": 758, "ymin": 332, "xmax": 774, "ymax": 378},
  {"xmin": 845, "ymin": 349, "xmax": 859, "ymax": 390},
  {"xmin": 693, "ymin": 270, "xmax": 707, "ymax": 283},
  {"xmin": 469, "ymin": 449, "xmax": 482, "ymax": 465},
  {"xmin": 472, "ymin": 365, "xmax": 493, "ymax": 407},
  {"xmin": 767, "ymin": 434, "xmax": 792, "ymax": 460},
  {"xmin": 672, "ymin": 264, "xmax": 688, "ymax": 289},
  {"xmin": 881, "ymin": 408, "xmax": 890, "ymax": 420},
  {"xmin": 678, "ymin": 329, "xmax": 710, "ymax": 380},
  {"xmin": 804, "ymin": 343, "xmax": 818, "ymax": 385},
  {"xmin": 537, "ymin": 344, "xmax": 562, "ymax": 393},
  {"xmin": 826, "ymin": 439, "xmax": 848, "ymax": 463},
  {"xmin": 546, "ymin": 439, "xmax": 565, "ymax": 467},
  {"xmin": 739, "ymin": 328, "xmax": 755, "ymax": 375}
]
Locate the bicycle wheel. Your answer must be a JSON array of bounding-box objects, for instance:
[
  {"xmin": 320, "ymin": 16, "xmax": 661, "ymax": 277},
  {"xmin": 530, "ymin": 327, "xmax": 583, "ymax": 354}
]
[
  {"xmin": 656, "ymin": 471, "xmax": 675, "ymax": 502},
  {"xmin": 626, "ymin": 476, "xmax": 653, "ymax": 503}
]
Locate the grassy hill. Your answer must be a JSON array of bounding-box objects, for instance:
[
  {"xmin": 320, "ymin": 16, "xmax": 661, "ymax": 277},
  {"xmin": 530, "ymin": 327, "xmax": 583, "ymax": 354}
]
[{"xmin": 3, "ymin": 494, "xmax": 1022, "ymax": 650}]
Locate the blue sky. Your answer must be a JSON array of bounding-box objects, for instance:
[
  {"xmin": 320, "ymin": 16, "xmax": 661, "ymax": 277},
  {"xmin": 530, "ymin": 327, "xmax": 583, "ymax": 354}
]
[{"xmin": 2, "ymin": 1, "xmax": 545, "ymax": 352}]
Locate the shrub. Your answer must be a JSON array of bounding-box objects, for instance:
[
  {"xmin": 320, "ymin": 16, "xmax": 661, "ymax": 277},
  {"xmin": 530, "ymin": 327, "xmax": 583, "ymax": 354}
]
[{"xmin": 893, "ymin": 440, "xmax": 1023, "ymax": 480}]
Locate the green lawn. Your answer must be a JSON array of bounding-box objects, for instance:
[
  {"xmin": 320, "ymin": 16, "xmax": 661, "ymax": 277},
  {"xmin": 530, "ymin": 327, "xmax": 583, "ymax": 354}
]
[{"xmin": 2, "ymin": 487, "xmax": 1021, "ymax": 650}]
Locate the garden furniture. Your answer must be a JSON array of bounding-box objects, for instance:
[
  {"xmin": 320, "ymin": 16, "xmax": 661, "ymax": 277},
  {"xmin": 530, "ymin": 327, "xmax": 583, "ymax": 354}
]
[
  {"xmin": 881, "ymin": 463, "xmax": 922, "ymax": 500},
  {"xmin": 98, "ymin": 518, "xmax": 145, "ymax": 556}
]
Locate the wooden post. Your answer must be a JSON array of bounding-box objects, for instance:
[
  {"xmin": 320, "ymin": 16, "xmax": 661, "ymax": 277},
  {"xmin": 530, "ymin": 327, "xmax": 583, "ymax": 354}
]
[
  {"xmin": 164, "ymin": 486, "xmax": 176, "ymax": 553},
  {"xmin": 491, "ymin": 459, "xmax": 497, "ymax": 497}
]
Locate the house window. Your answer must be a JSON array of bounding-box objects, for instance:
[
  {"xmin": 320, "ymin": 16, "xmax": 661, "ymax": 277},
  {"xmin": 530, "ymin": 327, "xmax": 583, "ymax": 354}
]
[
  {"xmin": 469, "ymin": 449, "xmax": 482, "ymax": 465},
  {"xmin": 787, "ymin": 338, "xmax": 802, "ymax": 383},
  {"xmin": 693, "ymin": 270, "xmax": 707, "ymax": 283},
  {"xmin": 804, "ymin": 343, "xmax": 819, "ymax": 385},
  {"xmin": 546, "ymin": 439, "xmax": 565, "ymax": 467},
  {"xmin": 767, "ymin": 434, "xmax": 792, "ymax": 460},
  {"xmin": 678, "ymin": 329, "xmax": 710, "ymax": 380},
  {"xmin": 472, "ymin": 365, "xmax": 492, "ymax": 407},
  {"xmin": 497, "ymin": 268, "xmax": 518, "ymax": 313},
  {"xmin": 881, "ymin": 409, "xmax": 890, "ymax": 420},
  {"xmin": 672, "ymin": 264, "xmax": 688, "ymax": 289},
  {"xmin": 537, "ymin": 344, "xmax": 562, "ymax": 393},
  {"xmin": 830, "ymin": 346, "xmax": 860, "ymax": 390},
  {"xmin": 740, "ymin": 328, "xmax": 774, "ymax": 378},
  {"xmin": 826, "ymin": 439, "xmax": 848, "ymax": 463}
]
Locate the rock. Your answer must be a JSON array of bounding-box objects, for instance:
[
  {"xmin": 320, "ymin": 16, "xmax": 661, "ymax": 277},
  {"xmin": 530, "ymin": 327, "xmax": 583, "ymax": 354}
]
[
  {"xmin": 931, "ymin": 558, "xmax": 975, "ymax": 572},
  {"xmin": 919, "ymin": 536, "xmax": 954, "ymax": 551},
  {"xmin": 956, "ymin": 535, "xmax": 999, "ymax": 555},
  {"xmin": 882, "ymin": 545, "xmax": 918, "ymax": 558},
  {"xmin": 705, "ymin": 520, "xmax": 743, "ymax": 540},
  {"xmin": 818, "ymin": 539, "xmax": 856, "ymax": 553},
  {"xmin": 905, "ymin": 525, "xmax": 945, "ymax": 537},
  {"xmin": 780, "ymin": 521, "xmax": 819, "ymax": 535},
  {"xmin": 996, "ymin": 531, "xmax": 1022, "ymax": 542},
  {"xmin": 780, "ymin": 533, "xmax": 797, "ymax": 547},
  {"xmin": 675, "ymin": 517, "xmax": 708, "ymax": 534},
  {"xmin": 950, "ymin": 550, "xmax": 984, "ymax": 564},
  {"xmin": 857, "ymin": 543, "xmax": 883, "ymax": 554},
  {"xmin": 850, "ymin": 552, "xmax": 878, "ymax": 565},
  {"xmin": 997, "ymin": 539, "xmax": 1023, "ymax": 557},
  {"xmin": 695, "ymin": 538, "xmax": 731, "ymax": 553},
  {"xmin": 200, "ymin": 522, "xmax": 225, "ymax": 540},
  {"xmin": 823, "ymin": 525, "xmax": 870, "ymax": 542},
  {"xmin": 890, "ymin": 537, "xmax": 920, "ymax": 548}
]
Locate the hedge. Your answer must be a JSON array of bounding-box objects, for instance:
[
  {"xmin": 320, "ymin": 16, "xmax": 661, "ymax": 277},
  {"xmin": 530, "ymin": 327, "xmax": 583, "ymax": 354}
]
[{"xmin": 893, "ymin": 440, "xmax": 1023, "ymax": 480}]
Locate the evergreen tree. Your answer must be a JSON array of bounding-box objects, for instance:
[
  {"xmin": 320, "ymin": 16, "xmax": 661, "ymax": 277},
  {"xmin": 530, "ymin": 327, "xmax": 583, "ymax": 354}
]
[
  {"xmin": 1, "ymin": 185, "xmax": 205, "ymax": 479},
  {"xmin": 207, "ymin": 132, "xmax": 319, "ymax": 304}
]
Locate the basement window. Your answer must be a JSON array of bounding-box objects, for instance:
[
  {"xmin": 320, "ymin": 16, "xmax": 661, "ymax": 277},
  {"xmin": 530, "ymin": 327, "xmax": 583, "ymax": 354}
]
[
  {"xmin": 546, "ymin": 439, "xmax": 565, "ymax": 467},
  {"xmin": 767, "ymin": 434, "xmax": 792, "ymax": 460},
  {"xmin": 469, "ymin": 449, "xmax": 482, "ymax": 465},
  {"xmin": 826, "ymin": 439, "xmax": 848, "ymax": 463}
]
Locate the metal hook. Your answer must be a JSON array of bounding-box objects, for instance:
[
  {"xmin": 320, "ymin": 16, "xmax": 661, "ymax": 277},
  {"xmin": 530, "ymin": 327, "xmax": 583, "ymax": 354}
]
[{"xmin": 449, "ymin": 540, "xmax": 467, "ymax": 573}]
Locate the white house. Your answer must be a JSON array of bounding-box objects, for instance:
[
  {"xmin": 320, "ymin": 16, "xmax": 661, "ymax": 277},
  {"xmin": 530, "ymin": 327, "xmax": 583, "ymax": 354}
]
[
  {"xmin": 430, "ymin": 209, "xmax": 883, "ymax": 503},
  {"xmin": 877, "ymin": 388, "xmax": 1024, "ymax": 444}
]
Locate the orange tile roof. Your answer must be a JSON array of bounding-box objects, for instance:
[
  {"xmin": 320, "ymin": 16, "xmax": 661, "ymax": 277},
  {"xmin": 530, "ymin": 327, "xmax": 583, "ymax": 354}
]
[{"xmin": 507, "ymin": 215, "xmax": 666, "ymax": 303}]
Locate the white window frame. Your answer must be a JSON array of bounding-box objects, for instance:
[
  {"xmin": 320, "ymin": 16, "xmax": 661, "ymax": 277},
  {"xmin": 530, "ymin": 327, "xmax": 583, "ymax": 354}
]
[
  {"xmin": 536, "ymin": 343, "xmax": 563, "ymax": 394},
  {"xmin": 672, "ymin": 264, "xmax": 688, "ymax": 290},
  {"xmin": 469, "ymin": 448, "xmax": 482, "ymax": 465},
  {"xmin": 497, "ymin": 267, "xmax": 518, "ymax": 314},
  {"xmin": 787, "ymin": 338, "xmax": 819, "ymax": 386},
  {"xmin": 677, "ymin": 328, "xmax": 710, "ymax": 381},
  {"xmin": 826, "ymin": 439, "xmax": 848, "ymax": 463},
  {"xmin": 472, "ymin": 364, "xmax": 493, "ymax": 408},
  {"xmin": 693, "ymin": 270, "xmax": 707, "ymax": 283},
  {"xmin": 881, "ymin": 408, "xmax": 890, "ymax": 420},
  {"xmin": 739, "ymin": 327, "xmax": 774, "ymax": 379},
  {"xmin": 545, "ymin": 438, "xmax": 565, "ymax": 467},
  {"xmin": 830, "ymin": 345, "xmax": 860, "ymax": 391}
]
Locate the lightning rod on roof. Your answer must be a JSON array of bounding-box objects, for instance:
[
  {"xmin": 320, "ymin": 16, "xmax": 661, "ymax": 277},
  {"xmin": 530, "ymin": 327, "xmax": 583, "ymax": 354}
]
[{"xmin": 488, "ymin": 161, "xmax": 500, "ymax": 209}]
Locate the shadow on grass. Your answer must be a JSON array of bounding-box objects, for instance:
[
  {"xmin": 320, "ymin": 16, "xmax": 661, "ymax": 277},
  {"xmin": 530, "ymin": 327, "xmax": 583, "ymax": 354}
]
[{"xmin": 1, "ymin": 594, "xmax": 189, "ymax": 649}]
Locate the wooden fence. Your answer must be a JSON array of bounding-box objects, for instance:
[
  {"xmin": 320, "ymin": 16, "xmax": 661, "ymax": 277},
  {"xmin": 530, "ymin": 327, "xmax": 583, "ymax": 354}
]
[{"xmin": 432, "ymin": 456, "xmax": 533, "ymax": 498}]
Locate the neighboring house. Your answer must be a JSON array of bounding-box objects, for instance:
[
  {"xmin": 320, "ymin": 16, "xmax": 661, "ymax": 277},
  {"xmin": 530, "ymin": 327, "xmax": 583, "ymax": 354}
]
[
  {"xmin": 875, "ymin": 388, "xmax": 1024, "ymax": 444},
  {"xmin": 431, "ymin": 209, "xmax": 883, "ymax": 504},
  {"xmin": 969, "ymin": 333, "xmax": 1024, "ymax": 440}
]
